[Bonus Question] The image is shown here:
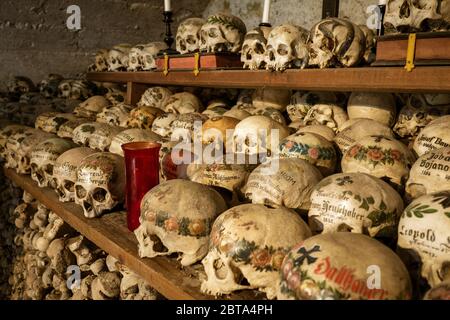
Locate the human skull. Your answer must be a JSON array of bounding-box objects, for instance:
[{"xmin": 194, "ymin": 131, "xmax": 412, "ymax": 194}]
[
  {"xmin": 89, "ymin": 125, "xmax": 124, "ymax": 152},
  {"xmin": 4, "ymin": 128, "xmax": 39, "ymax": 168},
  {"xmin": 413, "ymin": 115, "xmax": 450, "ymax": 156},
  {"xmin": 127, "ymin": 106, "xmax": 164, "ymax": 129},
  {"xmin": 72, "ymin": 122, "xmax": 104, "ymax": 146},
  {"xmin": 94, "ymin": 49, "xmax": 109, "ymax": 71},
  {"xmin": 334, "ymin": 119, "xmax": 394, "ymax": 154},
  {"xmin": 53, "ymin": 147, "xmax": 97, "ymax": 202},
  {"xmin": 278, "ymin": 132, "xmax": 337, "ymax": 176},
  {"xmin": 394, "ymin": 94, "xmax": 450, "ymax": 138},
  {"xmin": 278, "ymin": 233, "xmax": 412, "ymax": 300},
  {"xmin": 201, "ymin": 204, "xmax": 312, "ymax": 299},
  {"xmin": 30, "ymin": 138, "xmax": 78, "ymax": 188},
  {"xmin": 127, "ymin": 44, "xmax": 145, "ymax": 71},
  {"xmin": 202, "ymin": 116, "xmax": 240, "ymax": 152},
  {"xmin": 141, "ymin": 42, "xmax": 168, "ymax": 71},
  {"xmin": 37, "ymin": 74, "xmax": 63, "ymax": 98},
  {"xmin": 232, "ymin": 116, "xmax": 290, "ymax": 156},
  {"xmin": 252, "ymin": 88, "xmax": 291, "ymax": 111},
  {"xmin": 75, "ymin": 152, "xmax": 126, "ymax": 218},
  {"xmin": 137, "ymin": 87, "xmax": 173, "ymax": 110},
  {"xmin": 297, "ymin": 125, "xmax": 336, "ymax": 142},
  {"xmin": 35, "ymin": 112, "xmax": 77, "ymax": 134},
  {"xmin": 0, "ymin": 125, "xmax": 30, "ymax": 160},
  {"xmin": 107, "ymin": 44, "xmax": 131, "ymax": 71},
  {"xmin": 241, "ymin": 26, "xmax": 272, "ymax": 70},
  {"xmin": 359, "ymin": 25, "xmax": 376, "ymax": 64},
  {"xmin": 6, "ymin": 76, "xmax": 36, "ymax": 96},
  {"xmin": 243, "ymin": 158, "xmax": 323, "ymax": 212},
  {"xmin": 69, "ymin": 80, "xmax": 94, "ymax": 101},
  {"xmin": 164, "ymin": 92, "xmax": 204, "ymax": 114},
  {"xmin": 176, "ymin": 18, "xmax": 206, "ymax": 54},
  {"xmin": 309, "ymin": 173, "xmax": 403, "ymax": 240},
  {"xmin": 134, "ymin": 179, "xmax": 227, "ymax": 266},
  {"xmin": 397, "ymin": 191, "xmax": 450, "ymax": 288},
  {"xmin": 265, "ymin": 24, "xmax": 310, "ymax": 71},
  {"xmin": 287, "ymin": 91, "xmax": 339, "ymax": 122},
  {"xmin": 74, "ymin": 96, "xmax": 110, "ymax": 119},
  {"xmin": 202, "ymin": 106, "xmax": 229, "ymax": 118},
  {"xmin": 96, "ymin": 103, "xmax": 132, "ymax": 127},
  {"xmin": 151, "ymin": 113, "xmax": 177, "ymax": 138},
  {"xmin": 171, "ymin": 113, "xmax": 209, "ymax": 141},
  {"xmin": 57, "ymin": 118, "xmax": 90, "ymax": 139},
  {"xmin": 405, "ymin": 147, "xmax": 450, "ymax": 200},
  {"xmin": 57, "ymin": 80, "xmax": 72, "ymax": 99},
  {"xmin": 342, "ymin": 135, "xmax": 416, "ymax": 190},
  {"xmin": 304, "ymin": 104, "xmax": 349, "ymax": 132},
  {"xmin": 200, "ymin": 13, "xmax": 247, "ymax": 53},
  {"xmin": 105, "ymin": 90, "xmax": 127, "ymax": 106},
  {"xmin": 109, "ymin": 129, "xmax": 162, "ymax": 156},
  {"xmin": 384, "ymin": 0, "xmax": 450, "ymax": 34},
  {"xmin": 347, "ymin": 92, "xmax": 397, "ymax": 127},
  {"xmin": 309, "ymin": 18, "xmax": 366, "ymax": 68}
]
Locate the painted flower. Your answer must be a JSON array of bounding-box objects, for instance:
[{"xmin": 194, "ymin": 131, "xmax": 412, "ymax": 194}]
[
  {"xmin": 282, "ymin": 260, "xmax": 294, "ymax": 278},
  {"xmin": 308, "ymin": 147, "xmax": 319, "ymax": 159},
  {"xmin": 299, "ymin": 279, "xmax": 321, "ymax": 300},
  {"xmin": 286, "ymin": 272, "xmax": 301, "ymax": 290},
  {"xmin": 271, "ymin": 251, "xmax": 286, "ymax": 270},
  {"xmin": 250, "ymin": 248, "xmax": 271, "ymax": 267},
  {"xmin": 164, "ymin": 217, "xmax": 179, "ymax": 232},
  {"xmin": 188, "ymin": 219, "xmax": 206, "ymax": 236},
  {"xmin": 367, "ymin": 148, "xmax": 384, "ymax": 161},
  {"xmin": 348, "ymin": 145, "xmax": 361, "ymax": 157},
  {"xmin": 390, "ymin": 149, "xmax": 402, "ymax": 161},
  {"xmin": 284, "ymin": 140, "xmax": 295, "ymax": 150}
]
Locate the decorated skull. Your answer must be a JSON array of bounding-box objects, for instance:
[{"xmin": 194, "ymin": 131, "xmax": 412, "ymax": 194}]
[
  {"xmin": 141, "ymin": 42, "xmax": 168, "ymax": 71},
  {"xmin": 223, "ymin": 108, "xmax": 252, "ymax": 121},
  {"xmin": 413, "ymin": 115, "xmax": 450, "ymax": 156},
  {"xmin": 72, "ymin": 122, "xmax": 104, "ymax": 147},
  {"xmin": 105, "ymin": 89, "xmax": 127, "ymax": 106},
  {"xmin": 253, "ymin": 107, "xmax": 287, "ymax": 125},
  {"xmin": 53, "ymin": 147, "xmax": 97, "ymax": 202},
  {"xmin": 6, "ymin": 76, "xmax": 36, "ymax": 96},
  {"xmin": 94, "ymin": 49, "xmax": 109, "ymax": 72},
  {"xmin": 38, "ymin": 74, "xmax": 64, "ymax": 98},
  {"xmin": 287, "ymin": 91, "xmax": 339, "ymax": 122},
  {"xmin": 127, "ymin": 106, "xmax": 164, "ymax": 129},
  {"xmin": 137, "ymin": 87, "xmax": 173, "ymax": 110},
  {"xmin": 308, "ymin": 18, "xmax": 366, "ymax": 69},
  {"xmin": 347, "ymin": 92, "xmax": 397, "ymax": 127},
  {"xmin": 342, "ymin": 135, "xmax": 416, "ymax": 190},
  {"xmin": 202, "ymin": 116, "xmax": 240, "ymax": 152},
  {"xmin": 30, "ymin": 138, "xmax": 78, "ymax": 188},
  {"xmin": 278, "ymin": 233, "xmax": 412, "ymax": 300},
  {"xmin": 278, "ymin": 132, "xmax": 337, "ymax": 176},
  {"xmin": 69, "ymin": 80, "xmax": 94, "ymax": 101},
  {"xmin": 57, "ymin": 80, "xmax": 73, "ymax": 99},
  {"xmin": 35, "ymin": 112, "xmax": 77, "ymax": 134},
  {"xmin": 134, "ymin": 179, "xmax": 227, "ymax": 266},
  {"xmin": 75, "ymin": 152, "xmax": 126, "ymax": 218},
  {"xmin": 252, "ymin": 88, "xmax": 291, "ymax": 112},
  {"xmin": 57, "ymin": 118, "xmax": 90, "ymax": 140},
  {"xmin": 397, "ymin": 191, "xmax": 450, "ymax": 289},
  {"xmin": 265, "ymin": 24, "xmax": 310, "ymax": 71},
  {"xmin": 107, "ymin": 44, "xmax": 131, "ymax": 72},
  {"xmin": 164, "ymin": 92, "xmax": 204, "ymax": 114},
  {"xmin": 243, "ymin": 158, "xmax": 323, "ymax": 212},
  {"xmin": 303, "ymin": 104, "xmax": 349, "ymax": 132},
  {"xmin": 200, "ymin": 13, "xmax": 247, "ymax": 53},
  {"xmin": 89, "ymin": 124, "xmax": 124, "ymax": 152},
  {"xmin": 151, "ymin": 113, "xmax": 177, "ymax": 138},
  {"xmin": 405, "ymin": 147, "xmax": 450, "ymax": 200},
  {"xmin": 127, "ymin": 44, "xmax": 145, "ymax": 72},
  {"xmin": 176, "ymin": 18, "xmax": 206, "ymax": 54},
  {"xmin": 171, "ymin": 113, "xmax": 209, "ymax": 142},
  {"xmin": 0, "ymin": 125, "xmax": 31, "ymax": 160},
  {"xmin": 201, "ymin": 204, "xmax": 312, "ymax": 298},
  {"xmin": 109, "ymin": 129, "xmax": 162, "ymax": 156},
  {"xmin": 241, "ymin": 26, "xmax": 272, "ymax": 70},
  {"xmin": 74, "ymin": 96, "xmax": 110, "ymax": 119},
  {"xmin": 5, "ymin": 128, "xmax": 46, "ymax": 170},
  {"xmin": 96, "ymin": 103, "xmax": 132, "ymax": 127}
]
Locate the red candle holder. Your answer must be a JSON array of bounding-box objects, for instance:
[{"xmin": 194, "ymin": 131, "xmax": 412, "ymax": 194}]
[{"xmin": 122, "ymin": 141, "xmax": 161, "ymax": 231}]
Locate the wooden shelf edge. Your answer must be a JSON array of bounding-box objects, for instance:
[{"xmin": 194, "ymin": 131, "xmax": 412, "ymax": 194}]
[
  {"xmin": 4, "ymin": 168, "xmax": 261, "ymax": 300},
  {"xmin": 87, "ymin": 67, "xmax": 450, "ymax": 93}
]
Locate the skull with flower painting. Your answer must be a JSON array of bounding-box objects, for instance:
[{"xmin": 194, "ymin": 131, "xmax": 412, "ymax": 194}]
[
  {"xmin": 278, "ymin": 233, "xmax": 412, "ymax": 300},
  {"xmin": 201, "ymin": 204, "xmax": 312, "ymax": 299},
  {"xmin": 413, "ymin": 115, "xmax": 450, "ymax": 157}
]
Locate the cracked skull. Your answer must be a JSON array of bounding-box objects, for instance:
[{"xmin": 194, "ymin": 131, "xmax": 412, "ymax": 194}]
[{"xmin": 176, "ymin": 18, "xmax": 206, "ymax": 54}]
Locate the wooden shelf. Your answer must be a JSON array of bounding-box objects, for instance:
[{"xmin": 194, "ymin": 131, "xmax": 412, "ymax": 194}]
[
  {"xmin": 87, "ymin": 67, "xmax": 450, "ymax": 94},
  {"xmin": 4, "ymin": 168, "xmax": 263, "ymax": 301}
]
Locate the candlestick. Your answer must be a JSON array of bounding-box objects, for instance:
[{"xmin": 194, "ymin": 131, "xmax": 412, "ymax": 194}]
[
  {"xmin": 377, "ymin": 3, "xmax": 386, "ymax": 36},
  {"xmin": 158, "ymin": 10, "xmax": 179, "ymax": 56},
  {"xmin": 261, "ymin": 0, "xmax": 271, "ymax": 24},
  {"xmin": 164, "ymin": 0, "xmax": 171, "ymax": 12}
]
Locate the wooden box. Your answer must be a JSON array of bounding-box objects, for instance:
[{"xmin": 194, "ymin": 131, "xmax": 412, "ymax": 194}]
[
  {"xmin": 373, "ymin": 31, "xmax": 450, "ymax": 67},
  {"xmin": 155, "ymin": 52, "xmax": 243, "ymax": 72}
]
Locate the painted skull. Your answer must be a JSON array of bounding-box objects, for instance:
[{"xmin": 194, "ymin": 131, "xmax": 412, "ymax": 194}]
[
  {"xmin": 252, "ymin": 88, "xmax": 291, "ymax": 112},
  {"xmin": 94, "ymin": 49, "xmax": 109, "ymax": 71},
  {"xmin": 151, "ymin": 113, "xmax": 177, "ymax": 138},
  {"xmin": 57, "ymin": 118, "xmax": 90, "ymax": 140},
  {"xmin": 35, "ymin": 112, "xmax": 77, "ymax": 134},
  {"xmin": 176, "ymin": 18, "xmax": 206, "ymax": 54},
  {"xmin": 96, "ymin": 103, "xmax": 132, "ymax": 127},
  {"xmin": 109, "ymin": 129, "xmax": 162, "ymax": 156},
  {"xmin": 107, "ymin": 44, "xmax": 131, "ymax": 72},
  {"xmin": 202, "ymin": 116, "xmax": 240, "ymax": 152},
  {"xmin": 74, "ymin": 96, "xmax": 110, "ymax": 119},
  {"xmin": 164, "ymin": 92, "xmax": 204, "ymax": 114},
  {"xmin": 413, "ymin": 115, "xmax": 450, "ymax": 156},
  {"xmin": 127, "ymin": 106, "xmax": 164, "ymax": 129},
  {"xmin": 241, "ymin": 26, "xmax": 272, "ymax": 70},
  {"xmin": 141, "ymin": 42, "xmax": 168, "ymax": 71},
  {"xmin": 12, "ymin": 131, "xmax": 55, "ymax": 174},
  {"xmin": 137, "ymin": 87, "xmax": 173, "ymax": 110},
  {"xmin": 88, "ymin": 124, "xmax": 124, "ymax": 152}
]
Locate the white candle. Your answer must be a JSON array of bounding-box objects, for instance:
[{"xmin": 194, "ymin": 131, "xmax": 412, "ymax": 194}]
[
  {"xmin": 164, "ymin": 0, "xmax": 171, "ymax": 11},
  {"xmin": 379, "ymin": 0, "xmax": 387, "ymax": 5},
  {"xmin": 262, "ymin": 0, "xmax": 271, "ymax": 24}
]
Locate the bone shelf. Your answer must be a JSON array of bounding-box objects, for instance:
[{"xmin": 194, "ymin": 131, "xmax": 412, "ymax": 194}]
[
  {"xmin": 4, "ymin": 168, "xmax": 263, "ymax": 301},
  {"xmin": 87, "ymin": 67, "xmax": 450, "ymax": 104}
]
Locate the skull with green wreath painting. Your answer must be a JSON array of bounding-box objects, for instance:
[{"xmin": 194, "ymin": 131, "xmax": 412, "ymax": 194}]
[{"xmin": 413, "ymin": 115, "xmax": 450, "ymax": 157}]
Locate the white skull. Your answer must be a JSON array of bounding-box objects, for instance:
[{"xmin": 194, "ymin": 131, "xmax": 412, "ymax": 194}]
[
  {"xmin": 96, "ymin": 103, "xmax": 132, "ymax": 127},
  {"xmin": 72, "ymin": 122, "xmax": 103, "ymax": 147},
  {"xmin": 394, "ymin": 94, "xmax": 450, "ymax": 138},
  {"xmin": 137, "ymin": 87, "xmax": 173, "ymax": 110},
  {"xmin": 176, "ymin": 18, "xmax": 205, "ymax": 54},
  {"xmin": 278, "ymin": 233, "xmax": 412, "ymax": 300},
  {"xmin": 127, "ymin": 106, "xmax": 164, "ymax": 129},
  {"xmin": 35, "ymin": 112, "xmax": 77, "ymax": 134},
  {"xmin": 342, "ymin": 135, "xmax": 416, "ymax": 190},
  {"xmin": 309, "ymin": 18, "xmax": 366, "ymax": 69},
  {"xmin": 397, "ymin": 191, "xmax": 450, "ymax": 288},
  {"xmin": 232, "ymin": 115, "xmax": 290, "ymax": 156},
  {"xmin": 151, "ymin": 113, "xmax": 177, "ymax": 138},
  {"xmin": 243, "ymin": 158, "xmax": 323, "ymax": 212},
  {"xmin": 201, "ymin": 203, "xmax": 312, "ymax": 299},
  {"xmin": 57, "ymin": 118, "xmax": 90, "ymax": 139},
  {"xmin": 74, "ymin": 96, "xmax": 110, "ymax": 119},
  {"xmin": 53, "ymin": 147, "xmax": 97, "ymax": 202},
  {"xmin": 405, "ymin": 147, "xmax": 450, "ymax": 200},
  {"xmin": 309, "ymin": 173, "xmax": 404, "ymax": 240},
  {"xmin": 107, "ymin": 44, "xmax": 131, "ymax": 72},
  {"xmin": 287, "ymin": 91, "xmax": 339, "ymax": 122},
  {"xmin": 265, "ymin": 24, "xmax": 310, "ymax": 71},
  {"xmin": 141, "ymin": 42, "xmax": 168, "ymax": 71},
  {"xmin": 297, "ymin": 125, "xmax": 336, "ymax": 142},
  {"xmin": 109, "ymin": 129, "xmax": 162, "ymax": 156},
  {"xmin": 75, "ymin": 152, "xmax": 125, "ymax": 218},
  {"xmin": 134, "ymin": 179, "xmax": 227, "ymax": 266},
  {"xmin": 252, "ymin": 88, "xmax": 291, "ymax": 111},
  {"xmin": 30, "ymin": 138, "xmax": 77, "ymax": 188},
  {"xmin": 127, "ymin": 44, "xmax": 145, "ymax": 71},
  {"xmin": 384, "ymin": 0, "xmax": 450, "ymax": 34},
  {"xmin": 347, "ymin": 92, "xmax": 397, "ymax": 127},
  {"xmin": 334, "ymin": 119, "xmax": 395, "ymax": 154},
  {"xmin": 94, "ymin": 49, "xmax": 109, "ymax": 72},
  {"xmin": 200, "ymin": 13, "xmax": 247, "ymax": 53},
  {"xmin": 304, "ymin": 104, "xmax": 349, "ymax": 132},
  {"xmin": 89, "ymin": 125, "xmax": 124, "ymax": 151},
  {"xmin": 241, "ymin": 26, "xmax": 271, "ymax": 70},
  {"xmin": 278, "ymin": 132, "xmax": 337, "ymax": 176},
  {"xmin": 413, "ymin": 115, "xmax": 450, "ymax": 156},
  {"xmin": 164, "ymin": 92, "xmax": 204, "ymax": 114}
]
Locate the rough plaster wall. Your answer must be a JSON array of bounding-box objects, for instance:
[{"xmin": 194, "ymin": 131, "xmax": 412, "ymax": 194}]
[
  {"xmin": 203, "ymin": 0, "xmax": 377, "ymax": 31},
  {"xmin": 0, "ymin": 0, "xmax": 209, "ymax": 90}
]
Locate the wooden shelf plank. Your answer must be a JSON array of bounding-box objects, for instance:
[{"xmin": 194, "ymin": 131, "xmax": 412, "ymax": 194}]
[
  {"xmin": 87, "ymin": 67, "xmax": 450, "ymax": 93},
  {"xmin": 4, "ymin": 168, "xmax": 263, "ymax": 301}
]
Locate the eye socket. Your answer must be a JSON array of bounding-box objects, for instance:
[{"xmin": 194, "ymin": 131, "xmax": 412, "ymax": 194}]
[
  {"xmin": 208, "ymin": 28, "xmax": 219, "ymax": 38},
  {"xmin": 93, "ymin": 187, "xmax": 108, "ymax": 202},
  {"xmin": 44, "ymin": 164, "xmax": 54, "ymax": 175},
  {"xmin": 254, "ymin": 43, "xmax": 265, "ymax": 55},
  {"xmin": 277, "ymin": 44, "xmax": 289, "ymax": 56},
  {"xmin": 76, "ymin": 185, "xmax": 87, "ymax": 198},
  {"xmin": 186, "ymin": 35, "xmax": 196, "ymax": 45},
  {"xmin": 64, "ymin": 180, "xmax": 75, "ymax": 192}
]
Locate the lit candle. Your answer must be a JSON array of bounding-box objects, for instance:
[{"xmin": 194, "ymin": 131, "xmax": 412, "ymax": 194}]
[
  {"xmin": 164, "ymin": 0, "xmax": 171, "ymax": 12},
  {"xmin": 262, "ymin": 0, "xmax": 271, "ymax": 24}
]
